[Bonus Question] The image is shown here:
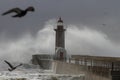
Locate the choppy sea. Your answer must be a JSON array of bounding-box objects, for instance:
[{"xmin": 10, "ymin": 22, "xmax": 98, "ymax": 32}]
[{"xmin": 0, "ymin": 69, "xmax": 85, "ymax": 80}]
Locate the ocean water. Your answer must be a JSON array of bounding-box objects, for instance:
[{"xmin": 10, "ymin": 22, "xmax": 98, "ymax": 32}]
[{"xmin": 0, "ymin": 69, "xmax": 85, "ymax": 80}]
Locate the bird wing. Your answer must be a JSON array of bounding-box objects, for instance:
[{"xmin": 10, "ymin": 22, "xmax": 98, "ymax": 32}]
[
  {"xmin": 2, "ymin": 8, "xmax": 22, "ymax": 15},
  {"xmin": 15, "ymin": 63, "xmax": 22, "ymax": 68},
  {"xmin": 4, "ymin": 60, "xmax": 14, "ymax": 69}
]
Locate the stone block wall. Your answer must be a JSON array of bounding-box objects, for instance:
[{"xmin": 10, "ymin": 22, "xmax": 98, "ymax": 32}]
[{"xmin": 52, "ymin": 60, "xmax": 85, "ymax": 75}]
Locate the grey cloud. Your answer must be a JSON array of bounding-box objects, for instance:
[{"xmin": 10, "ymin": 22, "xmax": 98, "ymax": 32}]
[{"xmin": 1, "ymin": 0, "xmax": 120, "ymax": 38}]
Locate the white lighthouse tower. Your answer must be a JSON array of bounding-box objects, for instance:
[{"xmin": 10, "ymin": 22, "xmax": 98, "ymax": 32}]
[{"xmin": 54, "ymin": 18, "xmax": 67, "ymax": 61}]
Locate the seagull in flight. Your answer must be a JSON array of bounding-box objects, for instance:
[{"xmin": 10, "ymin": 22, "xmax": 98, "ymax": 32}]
[
  {"xmin": 2, "ymin": 6, "xmax": 35, "ymax": 18},
  {"xmin": 4, "ymin": 60, "xmax": 23, "ymax": 71}
]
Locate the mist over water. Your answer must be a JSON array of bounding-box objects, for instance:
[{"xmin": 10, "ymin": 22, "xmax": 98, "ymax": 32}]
[{"xmin": 0, "ymin": 19, "xmax": 120, "ymax": 70}]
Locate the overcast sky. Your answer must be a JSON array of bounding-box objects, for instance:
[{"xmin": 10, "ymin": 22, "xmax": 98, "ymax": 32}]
[
  {"xmin": 1, "ymin": 0, "xmax": 120, "ymax": 40},
  {"xmin": 1, "ymin": 0, "xmax": 120, "ymax": 68}
]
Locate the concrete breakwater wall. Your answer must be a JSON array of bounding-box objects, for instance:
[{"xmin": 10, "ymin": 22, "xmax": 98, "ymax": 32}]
[
  {"xmin": 51, "ymin": 61, "xmax": 111, "ymax": 80},
  {"xmin": 52, "ymin": 60, "xmax": 85, "ymax": 75}
]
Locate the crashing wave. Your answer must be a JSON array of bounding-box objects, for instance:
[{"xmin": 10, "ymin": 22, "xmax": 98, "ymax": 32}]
[{"xmin": 0, "ymin": 69, "xmax": 85, "ymax": 80}]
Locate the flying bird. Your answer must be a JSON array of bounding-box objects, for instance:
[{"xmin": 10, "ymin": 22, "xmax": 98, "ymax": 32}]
[
  {"xmin": 2, "ymin": 6, "xmax": 35, "ymax": 18},
  {"xmin": 102, "ymin": 24, "xmax": 106, "ymax": 26},
  {"xmin": 4, "ymin": 60, "xmax": 23, "ymax": 71}
]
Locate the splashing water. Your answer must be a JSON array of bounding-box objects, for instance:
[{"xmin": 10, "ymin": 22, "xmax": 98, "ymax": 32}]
[{"xmin": 0, "ymin": 69, "xmax": 85, "ymax": 80}]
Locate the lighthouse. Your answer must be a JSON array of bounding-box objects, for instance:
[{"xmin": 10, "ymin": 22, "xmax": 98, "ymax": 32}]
[{"xmin": 54, "ymin": 18, "xmax": 67, "ymax": 61}]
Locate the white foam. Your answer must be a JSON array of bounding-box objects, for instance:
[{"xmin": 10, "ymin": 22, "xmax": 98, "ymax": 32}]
[{"xmin": 0, "ymin": 69, "xmax": 85, "ymax": 80}]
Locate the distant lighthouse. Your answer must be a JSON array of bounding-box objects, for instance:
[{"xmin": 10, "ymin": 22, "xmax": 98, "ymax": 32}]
[{"xmin": 54, "ymin": 18, "xmax": 67, "ymax": 61}]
